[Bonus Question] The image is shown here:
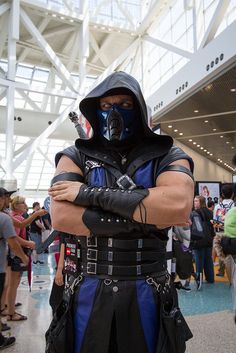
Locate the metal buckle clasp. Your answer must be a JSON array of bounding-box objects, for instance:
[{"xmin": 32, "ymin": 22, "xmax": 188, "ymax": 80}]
[
  {"xmin": 87, "ymin": 236, "xmax": 97, "ymax": 247},
  {"xmin": 87, "ymin": 248, "xmax": 98, "ymax": 261},
  {"xmin": 116, "ymin": 174, "xmax": 136, "ymax": 190},
  {"xmin": 87, "ymin": 262, "xmax": 97, "ymax": 275}
]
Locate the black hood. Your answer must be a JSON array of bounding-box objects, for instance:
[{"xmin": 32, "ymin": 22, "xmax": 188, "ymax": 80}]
[{"xmin": 77, "ymin": 71, "xmax": 173, "ymax": 148}]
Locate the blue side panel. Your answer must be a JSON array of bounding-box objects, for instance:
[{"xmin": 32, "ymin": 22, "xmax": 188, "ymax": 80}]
[
  {"xmin": 90, "ymin": 167, "xmax": 106, "ymax": 187},
  {"xmin": 74, "ymin": 277, "xmax": 99, "ymax": 353},
  {"xmin": 136, "ymin": 280, "xmax": 158, "ymax": 353},
  {"xmin": 135, "ymin": 160, "xmax": 154, "ymax": 188}
]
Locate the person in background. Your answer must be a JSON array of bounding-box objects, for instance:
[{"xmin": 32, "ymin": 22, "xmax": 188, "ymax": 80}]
[
  {"xmin": 0, "ymin": 189, "xmax": 46, "ymax": 315},
  {"xmin": 5, "ymin": 196, "xmax": 35, "ymax": 322},
  {"xmin": 29, "ymin": 202, "xmax": 45, "ymax": 265},
  {"xmin": 191, "ymin": 195, "xmax": 215, "ymax": 290},
  {"xmin": 0, "ymin": 191, "xmax": 29, "ymax": 350},
  {"xmin": 214, "ymin": 207, "xmax": 236, "ymax": 323},
  {"xmin": 214, "ymin": 184, "xmax": 234, "ymax": 277}
]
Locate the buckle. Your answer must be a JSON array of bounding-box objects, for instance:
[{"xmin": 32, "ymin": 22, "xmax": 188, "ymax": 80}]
[
  {"xmin": 87, "ymin": 262, "xmax": 97, "ymax": 274},
  {"xmin": 116, "ymin": 174, "xmax": 136, "ymax": 190},
  {"xmin": 87, "ymin": 236, "xmax": 97, "ymax": 247},
  {"xmin": 85, "ymin": 160, "xmax": 102, "ymax": 169},
  {"xmin": 87, "ymin": 249, "xmax": 98, "ymax": 261}
]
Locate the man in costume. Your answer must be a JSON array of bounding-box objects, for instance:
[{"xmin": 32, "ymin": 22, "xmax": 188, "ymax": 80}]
[{"xmin": 49, "ymin": 71, "xmax": 194, "ymax": 353}]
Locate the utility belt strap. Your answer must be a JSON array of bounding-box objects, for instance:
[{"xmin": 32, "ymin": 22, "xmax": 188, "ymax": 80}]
[
  {"xmin": 79, "ymin": 236, "xmax": 168, "ymax": 250},
  {"xmin": 82, "ymin": 260, "xmax": 167, "ymax": 277},
  {"xmin": 83, "ymin": 248, "xmax": 172, "ymax": 262}
]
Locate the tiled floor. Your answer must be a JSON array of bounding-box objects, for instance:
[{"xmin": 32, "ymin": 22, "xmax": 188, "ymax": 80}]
[{"xmin": 1, "ymin": 254, "xmax": 235, "ymax": 353}]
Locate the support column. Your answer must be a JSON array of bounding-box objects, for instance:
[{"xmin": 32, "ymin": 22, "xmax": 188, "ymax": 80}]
[
  {"xmin": 2, "ymin": 0, "xmax": 19, "ymax": 190},
  {"xmin": 79, "ymin": 0, "xmax": 89, "ymax": 95}
]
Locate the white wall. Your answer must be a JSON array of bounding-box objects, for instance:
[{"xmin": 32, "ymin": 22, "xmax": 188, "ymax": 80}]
[{"xmin": 174, "ymin": 140, "xmax": 232, "ymax": 183}]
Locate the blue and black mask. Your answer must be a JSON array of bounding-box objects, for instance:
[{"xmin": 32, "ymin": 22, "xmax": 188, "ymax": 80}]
[{"xmin": 97, "ymin": 104, "xmax": 136, "ymax": 141}]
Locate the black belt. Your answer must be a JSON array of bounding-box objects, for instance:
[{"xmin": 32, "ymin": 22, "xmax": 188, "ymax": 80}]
[
  {"xmin": 79, "ymin": 236, "xmax": 167, "ymax": 250},
  {"xmin": 82, "ymin": 260, "xmax": 167, "ymax": 277},
  {"xmin": 83, "ymin": 248, "xmax": 172, "ymax": 262}
]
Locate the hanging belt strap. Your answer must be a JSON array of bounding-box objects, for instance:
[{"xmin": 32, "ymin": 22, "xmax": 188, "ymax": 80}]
[
  {"xmin": 80, "ymin": 236, "xmax": 168, "ymax": 250},
  {"xmin": 83, "ymin": 248, "xmax": 172, "ymax": 262},
  {"xmin": 83, "ymin": 260, "xmax": 167, "ymax": 277}
]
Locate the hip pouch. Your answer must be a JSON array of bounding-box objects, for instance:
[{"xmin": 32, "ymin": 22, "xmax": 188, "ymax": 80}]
[{"xmin": 153, "ymin": 276, "xmax": 193, "ymax": 353}]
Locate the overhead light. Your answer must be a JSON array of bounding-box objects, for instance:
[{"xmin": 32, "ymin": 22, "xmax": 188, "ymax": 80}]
[
  {"xmin": 179, "ymin": 132, "xmax": 183, "ymax": 136},
  {"xmin": 194, "ymin": 110, "xmax": 199, "ymax": 113},
  {"xmin": 168, "ymin": 125, "xmax": 172, "ymax": 128},
  {"xmin": 52, "ymin": 13, "xmax": 57, "ymax": 17},
  {"xmin": 220, "ymin": 135, "xmax": 224, "ymax": 138},
  {"xmin": 217, "ymin": 158, "xmax": 221, "ymax": 161},
  {"xmin": 174, "ymin": 129, "xmax": 178, "ymax": 132},
  {"xmin": 230, "ymin": 88, "xmax": 236, "ymax": 92},
  {"xmin": 193, "ymin": 142, "xmax": 196, "ymax": 145},
  {"xmin": 210, "ymin": 153, "xmax": 213, "ymax": 156},
  {"xmin": 188, "ymin": 139, "xmax": 192, "ymax": 142},
  {"xmin": 207, "ymin": 151, "xmax": 210, "ymax": 154},
  {"xmin": 200, "ymin": 147, "xmax": 204, "ymax": 150},
  {"xmin": 226, "ymin": 141, "xmax": 230, "ymax": 144},
  {"xmin": 204, "ymin": 149, "xmax": 207, "ymax": 152},
  {"xmin": 204, "ymin": 120, "xmax": 208, "ymax": 123},
  {"xmin": 232, "ymin": 146, "xmax": 235, "ymax": 149},
  {"xmin": 69, "ymin": 19, "xmax": 74, "ymax": 22},
  {"xmin": 60, "ymin": 16, "xmax": 65, "ymax": 20},
  {"xmin": 213, "ymin": 128, "xmax": 217, "ymax": 131},
  {"xmin": 197, "ymin": 144, "xmax": 200, "ymax": 147}
]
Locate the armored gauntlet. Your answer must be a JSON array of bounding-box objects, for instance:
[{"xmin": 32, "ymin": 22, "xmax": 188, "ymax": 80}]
[
  {"xmin": 74, "ymin": 185, "xmax": 149, "ymax": 220},
  {"xmin": 82, "ymin": 208, "xmax": 157, "ymax": 236}
]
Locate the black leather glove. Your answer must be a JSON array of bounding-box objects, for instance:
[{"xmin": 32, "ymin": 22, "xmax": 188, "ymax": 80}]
[
  {"xmin": 82, "ymin": 207, "xmax": 157, "ymax": 237},
  {"xmin": 74, "ymin": 185, "xmax": 149, "ymax": 220}
]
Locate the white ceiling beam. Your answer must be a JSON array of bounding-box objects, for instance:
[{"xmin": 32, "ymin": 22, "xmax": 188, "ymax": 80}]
[
  {"xmin": 18, "ymin": 17, "xmax": 50, "ymax": 62},
  {"xmin": 115, "ymin": 0, "xmax": 135, "ymax": 28},
  {"xmin": 14, "ymin": 138, "xmax": 33, "ymax": 157},
  {"xmin": 79, "ymin": 0, "xmax": 89, "ymax": 94},
  {"xmin": 0, "ymin": 77, "xmax": 77, "ymax": 99},
  {"xmin": 0, "ymin": 14, "xmax": 8, "ymax": 59},
  {"xmin": 199, "ymin": 0, "xmax": 230, "ymax": 49},
  {"xmin": 20, "ymin": 0, "xmax": 83, "ymax": 22},
  {"xmin": 91, "ymin": 38, "xmax": 140, "ymax": 88},
  {"xmin": 19, "ymin": 150, "xmax": 34, "ymax": 193},
  {"xmin": 20, "ymin": 8, "xmax": 78, "ymax": 93},
  {"xmin": 0, "ymin": 2, "xmax": 10, "ymax": 16},
  {"xmin": 90, "ymin": 34, "xmax": 115, "ymax": 65},
  {"xmin": 137, "ymin": 0, "xmax": 162, "ymax": 34},
  {"xmin": 12, "ymin": 97, "xmax": 81, "ymax": 170},
  {"xmin": 16, "ymin": 89, "xmax": 41, "ymax": 111},
  {"xmin": 62, "ymin": 0, "xmax": 76, "ymax": 12},
  {"xmin": 38, "ymin": 147, "xmax": 54, "ymax": 167},
  {"xmin": 41, "ymin": 68, "xmax": 53, "ymax": 112},
  {"xmin": 90, "ymin": 32, "xmax": 110, "ymax": 67},
  {"xmin": 143, "ymin": 35, "xmax": 193, "ymax": 59},
  {"xmin": 42, "ymin": 24, "xmax": 75, "ymax": 39},
  {"xmin": 0, "ymin": 88, "xmax": 6, "ymax": 102}
]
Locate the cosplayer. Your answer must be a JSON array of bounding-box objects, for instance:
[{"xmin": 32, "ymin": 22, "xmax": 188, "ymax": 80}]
[{"xmin": 48, "ymin": 71, "xmax": 194, "ymax": 353}]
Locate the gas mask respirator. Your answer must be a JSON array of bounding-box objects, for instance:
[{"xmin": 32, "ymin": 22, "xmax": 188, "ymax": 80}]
[{"xmin": 97, "ymin": 104, "xmax": 136, "ymax": 141}]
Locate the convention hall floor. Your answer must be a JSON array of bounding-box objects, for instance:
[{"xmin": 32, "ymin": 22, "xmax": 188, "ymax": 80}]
[{"xmin": 1, "ymin": 254, "xmax": 235, "ymax": 353}]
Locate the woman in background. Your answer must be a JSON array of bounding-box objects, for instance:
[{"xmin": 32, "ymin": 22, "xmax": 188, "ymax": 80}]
[{"xmin": 191, "ymin": 195, "xmax": 215, "ymax": 290}]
